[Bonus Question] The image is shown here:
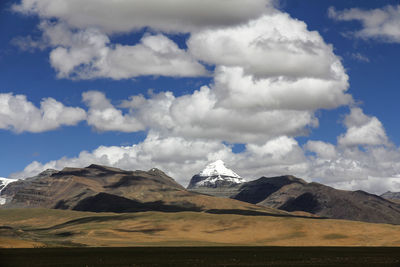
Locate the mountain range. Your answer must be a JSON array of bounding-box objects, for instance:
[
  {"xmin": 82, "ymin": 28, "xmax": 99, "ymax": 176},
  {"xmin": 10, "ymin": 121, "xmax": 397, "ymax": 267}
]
[
  {"xmin": 0, "ymin": 164, "xmax": 286, "ymax": 216},
  {"xmin": 1, "ymin": 161, "xmax": 400, "ymax": 225},
  {"xmin": 2, "ymin": 162, "xmax": 400, "ymax": 248},
  {"xmin": 187, "ymin": 160, "xmax": 400, "ymax": 225}
]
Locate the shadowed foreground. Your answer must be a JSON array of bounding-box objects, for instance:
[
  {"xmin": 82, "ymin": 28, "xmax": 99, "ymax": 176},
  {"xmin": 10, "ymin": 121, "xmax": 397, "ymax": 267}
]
[{"xmin": 1, "ymin": 247, "xmax": 400, "ymax": 266}]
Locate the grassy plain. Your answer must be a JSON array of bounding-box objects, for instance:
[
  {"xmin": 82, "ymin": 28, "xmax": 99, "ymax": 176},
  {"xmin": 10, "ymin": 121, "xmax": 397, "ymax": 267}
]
[{"xmin": 0, "ymin": 208, "xmax": 400, "ymax": 247}]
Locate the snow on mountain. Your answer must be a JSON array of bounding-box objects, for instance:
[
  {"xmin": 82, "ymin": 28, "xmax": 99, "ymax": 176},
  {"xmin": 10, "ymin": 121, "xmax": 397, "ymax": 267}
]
[
  {"xmin": 0, "ymin": 177, "xmax": 18, "ymax": 205},
  {"xmin": 188, "ymin": 160, "xmax": 245, "ymax": 189},
  {"xmin": 199, "ymin": 160, "xmax": 241, "ymax": 178}
]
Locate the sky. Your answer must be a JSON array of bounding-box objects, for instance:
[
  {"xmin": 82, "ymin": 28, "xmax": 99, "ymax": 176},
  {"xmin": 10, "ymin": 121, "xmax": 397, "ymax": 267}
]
[{"xmin": 1, "ymin": 0, "xmax": 400, "ymax": 194}]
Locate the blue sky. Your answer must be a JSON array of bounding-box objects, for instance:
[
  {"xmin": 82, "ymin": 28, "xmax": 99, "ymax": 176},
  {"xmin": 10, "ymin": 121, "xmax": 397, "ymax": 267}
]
[{"xmin": 1, "ymin": 0, "xmax": 400, "ymax": 193}]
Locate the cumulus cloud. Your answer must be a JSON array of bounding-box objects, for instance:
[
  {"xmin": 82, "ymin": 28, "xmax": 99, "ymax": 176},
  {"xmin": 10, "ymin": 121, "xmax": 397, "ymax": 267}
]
[
  {"xmin": 82, "ymin": 91, "xmax": 145, "ymax": 132},
  {"xmin": 43, "ymin": 23, "xmax": 207, "ymax": 79},
  {"xmin": 13, "ymin": 0, "xmax": 272, "ymax": 34},
  {"xmin": 338, "ymin": 108, "xmax": 388, "ymax": 147},
  {"xmin": 12, "ymin": 108, "xmax": 400, "ymax": 193},
  {"xmin": 78, "ymin": 13, "xmax": 352, "ymax": 143},
  {"xmin": 211, "ymin": 66, "xmax": 350, "ymax": 111},
  {"xmin": 84, "ymin": 87, "xmax": 317, "ymax": 144},
  {"xmin": 305, "ymin": 142, "xmax": 400, "ymax": 194},
  {"xmin": 83, "ymin": 61, "xmax": 350, "ymax": 144},
  {"xmin": 188, "ymin": 13, "xmax": 345, "ymax": 80},
  {"xmin": 10, "ymin": 132, "xmax": 308, "ymax": 187},
  {"xmin": 10, "ymin": 132, "xmax": 236, "ymax": 183},
  {"xmin": 305, "ymin": 108, "xmax": 400, "ymax": 193},
  {"xmin": 305, "ymin": 140, "xmax": 337, "ymax": 159},
  {"xmin": 10, "ymin": 0, "xmax": 400, "ymax": 194},
  {"xmin": 11, "ymin": 0, "xmax": 271, "ymax": 79},
  {"xmin": 0, "ymin": 93, "xmax": 86, "ymax": 133},
  {"xmin": 329, "ymin": 5, "xmax": 400, "ymax": 42}
]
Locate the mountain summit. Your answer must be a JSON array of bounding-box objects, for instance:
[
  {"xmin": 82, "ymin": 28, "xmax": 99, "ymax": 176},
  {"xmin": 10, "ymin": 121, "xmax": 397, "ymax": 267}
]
[
  {"xmin": 187, "ymin": 160, "xmax": 245, "ymax": 197},
  {"xmin": 198, "ymin": 160, "xmax": 241, "ymax": 178},
  {"xmin": 188, "ymin": 160, "xmax": 245, "ymax": 189}
]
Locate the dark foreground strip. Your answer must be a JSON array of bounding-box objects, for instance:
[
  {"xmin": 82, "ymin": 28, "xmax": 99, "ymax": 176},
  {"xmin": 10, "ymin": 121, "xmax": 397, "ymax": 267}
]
[{"xmin": 1, "ymin": 247, "xmax": 400, "ymax": 267}]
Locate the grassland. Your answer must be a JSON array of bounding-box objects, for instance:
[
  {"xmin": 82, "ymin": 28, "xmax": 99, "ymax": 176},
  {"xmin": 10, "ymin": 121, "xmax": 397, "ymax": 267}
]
[{"xmin": 1, "ymin": 208, "xmax": 400, "ymax": 248}]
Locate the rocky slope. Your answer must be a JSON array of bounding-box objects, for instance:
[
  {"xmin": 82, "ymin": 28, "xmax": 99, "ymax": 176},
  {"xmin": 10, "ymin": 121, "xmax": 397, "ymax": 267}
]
[
  {"xmin": 232, "ymin": 175, "xmax": 400, "ymax": 225},
  {"xmin": 187, "ymin": 160, "xmax": 245, "ymax": 197},
  {"xmin": 1, "ymin": 164, "xmax": 286, "ymax": 216}
]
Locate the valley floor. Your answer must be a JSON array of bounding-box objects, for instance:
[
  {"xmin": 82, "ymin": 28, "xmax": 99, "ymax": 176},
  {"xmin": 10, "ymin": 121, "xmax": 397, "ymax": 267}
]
[{"xmin": 1, "ymin": 209, "xmax": 400, "ymax": 247}]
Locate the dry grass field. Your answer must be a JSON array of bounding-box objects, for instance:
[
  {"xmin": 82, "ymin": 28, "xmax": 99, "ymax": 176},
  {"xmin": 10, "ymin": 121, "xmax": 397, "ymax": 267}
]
[{"xmin": 1, "ymin": 208, "xmax": 400, "ymax": 248}]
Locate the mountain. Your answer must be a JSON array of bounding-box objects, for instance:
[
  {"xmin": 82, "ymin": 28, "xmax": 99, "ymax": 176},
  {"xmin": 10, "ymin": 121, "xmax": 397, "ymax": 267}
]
[
  {"xmin": 232, "ymin": 175, "xmax": 400, "ymax": 225},
  {"xmin": 187, "ymin": 160, "xmax": 245, "ymax": 197},
  {"xmin": 381, "ymin": 191, "xmax": 400, "ymax": 200},
  {"xmin": 381, "ymin": 191, "xmax": 400, "ymax": 204},
  {"xmin": 5, "ymin": 163, "xmax": 400, "ymax": 225},
  {"xmin": 0, "ymin": 177, "xmax": 18, "ymax": 205},
  {"xmin": 1, "ymin": 164, "xmax": 287, "ymax": 216}
]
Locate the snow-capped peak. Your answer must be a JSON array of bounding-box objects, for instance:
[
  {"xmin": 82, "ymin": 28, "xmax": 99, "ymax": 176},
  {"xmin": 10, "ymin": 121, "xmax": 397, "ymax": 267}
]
[
  {"xmin": 188, "ymin": 160, "xmax": 245, "ymax": 188},
  {"xmin": 198, "ymin": 160, "xmax": 240, "ymax": 178}
]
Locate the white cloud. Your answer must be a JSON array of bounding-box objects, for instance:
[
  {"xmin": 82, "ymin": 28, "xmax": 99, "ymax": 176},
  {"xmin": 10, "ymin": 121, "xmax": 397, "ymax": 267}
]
[
  {"xmin": 338, "ymin": 108, "xmax": 388, "ymax": 147},
  {"xmin": 11, "ymin": 132, "xmax": 309, "ymax": 187},
  {"xmin": 305, "ymin": 140, "xmax": 337, "ymax": 159},
  {"xmin": 241, "ymin": 136, "xmax": 309, "ymax": 178},
  {"xmin": 12, "ymin": 0, "xmax": 271, "ymax": 79},
  {"xmin": 351, "ymin": 52, "xmax": 370, "ymax": 62},
  {"xmin": 86, "ymin": 87, "xmax": 319, "ymax": 144},
  {"xmin": 188, "ymin": 13, "xmax": 345, "ymax": 80},
  {"xmin": 81, "ymin": 10, "xmax": 353, "ymax": 143},
  {"xmin": 45, "ymin": 24, "xmax": 207, "ymax": 79},
  {"xmin": 9, "ymin": 1, "xmax": 400, "ymax": 194},
  {"xmin": 0, "ymin": 93, "xmax": 86, "ymax": 133},
  {"xmin": 304, "ymin": 108, "xmax": 400, "ymax": 193},
  {"xmin": 305, "ymin": 143, "xmax": 400, "ymax": 194},
  {"xmin": 12, "ymin": 108, "xmax": 400, "ymax": 194},
  {"xmin": 212, "ymin": 66, "xmax": 351, "ymax": 111},
  {"xmin": 82, "ymin": 91, "xmax": 145, "ymax": 132},
  {"xmin": 13, "ymin": 0, "xmax": 272, "ymax": 34},
  {"xmin": 83, "ymin": 56, "xmax": 351, "ymax": 144},
  {"xmin": 10, "ymin": 132, "xmax": 236, "ymax": 184},
  {"xmin": 11, "ymin": 35, "xmax": 47, "ymax": 52},
  {"xmin": 329, "ymin": 5, "xmax": 400, "ymax": 43}
]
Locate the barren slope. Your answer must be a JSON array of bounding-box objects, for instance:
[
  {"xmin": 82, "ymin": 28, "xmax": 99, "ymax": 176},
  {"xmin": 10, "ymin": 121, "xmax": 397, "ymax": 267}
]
[
  {"xmin": 1, "ymin": 165, "xmax": 287, "ymax": 216},
  {"xmin": 233, "ymin": 175, "xmax": 400, "ymax": 224}
]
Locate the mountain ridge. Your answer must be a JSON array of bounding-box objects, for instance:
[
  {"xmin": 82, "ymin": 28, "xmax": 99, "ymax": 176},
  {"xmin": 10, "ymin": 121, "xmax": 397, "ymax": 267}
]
[
  {"xmin": 3, "ymin": 163, "xmax": 400, "ymax": 225},
  {"xmin": 231, "ymin": 175, "xmax": 400, "ymax": 225},
  {"xmin": 0, "ymin": 164, "xmax": 289, "ymax": 217}
]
